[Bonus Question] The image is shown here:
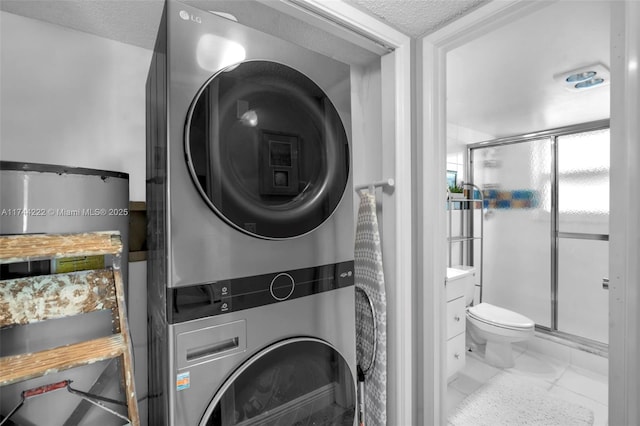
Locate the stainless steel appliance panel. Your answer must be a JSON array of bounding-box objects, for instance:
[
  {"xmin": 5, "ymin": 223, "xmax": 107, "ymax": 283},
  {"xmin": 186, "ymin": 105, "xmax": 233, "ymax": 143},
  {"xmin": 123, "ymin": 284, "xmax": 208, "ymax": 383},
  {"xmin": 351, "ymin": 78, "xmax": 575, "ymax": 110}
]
[
  {"xmin": 169, "ymin": 286, "xmax": 356, "ymax": 426},
  {"xmin": 164, "ymin": 1, "xmax": 354, "ymax": 287}
]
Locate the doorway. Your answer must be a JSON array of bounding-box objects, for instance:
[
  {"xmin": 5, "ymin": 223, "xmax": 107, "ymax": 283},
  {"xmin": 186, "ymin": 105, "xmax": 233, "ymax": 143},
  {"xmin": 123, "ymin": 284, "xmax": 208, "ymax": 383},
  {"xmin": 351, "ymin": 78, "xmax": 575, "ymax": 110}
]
[
  {"xmin": 416, "ymin": 0, "xmax": 640, "ymax": 424},
  {"xmin": 444, "ymin": 1, "xmax": 611, "ymax": 422}
]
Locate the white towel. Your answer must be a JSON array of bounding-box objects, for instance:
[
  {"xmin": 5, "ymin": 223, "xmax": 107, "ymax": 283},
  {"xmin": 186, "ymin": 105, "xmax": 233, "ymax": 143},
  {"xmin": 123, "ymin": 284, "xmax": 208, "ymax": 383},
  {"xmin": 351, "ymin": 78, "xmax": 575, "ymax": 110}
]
[{"xmin": 355, "ymin": 191, "xmax": 387, "ymax": 426}]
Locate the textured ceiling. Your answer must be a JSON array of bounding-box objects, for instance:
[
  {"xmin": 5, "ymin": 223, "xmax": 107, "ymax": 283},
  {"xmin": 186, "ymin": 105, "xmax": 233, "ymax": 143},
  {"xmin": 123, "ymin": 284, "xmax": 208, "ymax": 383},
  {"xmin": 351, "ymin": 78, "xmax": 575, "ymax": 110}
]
[
  {"xmin": 0, "ymin": 0, "xmax": 164, "ymax": 50},
  {"xmin": 344, "ymin": 0, "xmax": 489, "ymax": 37}
]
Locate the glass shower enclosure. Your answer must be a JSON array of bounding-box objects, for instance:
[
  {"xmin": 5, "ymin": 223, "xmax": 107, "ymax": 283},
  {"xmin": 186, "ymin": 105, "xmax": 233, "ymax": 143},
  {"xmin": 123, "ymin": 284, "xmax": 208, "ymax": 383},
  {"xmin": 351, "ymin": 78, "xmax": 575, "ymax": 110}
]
[{"xmin": 469, "ymin": 121, "xmax": 610, "ymax": 349}]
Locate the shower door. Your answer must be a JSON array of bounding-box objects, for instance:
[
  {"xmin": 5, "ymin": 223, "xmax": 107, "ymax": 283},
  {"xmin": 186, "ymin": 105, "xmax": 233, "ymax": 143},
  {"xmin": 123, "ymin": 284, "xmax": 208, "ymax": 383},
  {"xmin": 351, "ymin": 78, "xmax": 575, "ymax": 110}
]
[
  {"xmin": 470, "ymin": 123, "xmax": 610, "ymax": 346},
  {"xmin": 471, "ymin": 138, "xmax": 552, "ymax": 327}
]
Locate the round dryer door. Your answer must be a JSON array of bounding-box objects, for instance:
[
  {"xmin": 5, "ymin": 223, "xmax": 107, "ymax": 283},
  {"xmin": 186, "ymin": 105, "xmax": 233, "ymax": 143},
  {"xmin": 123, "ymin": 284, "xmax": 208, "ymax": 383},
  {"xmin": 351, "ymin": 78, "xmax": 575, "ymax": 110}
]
[
  {"xmin": 185, "ymin": 60, "xmax": 350, "ymax": 239},
  {"xmin": 200, "ymin": 338, "xmax": 356, "ymax": 426}
]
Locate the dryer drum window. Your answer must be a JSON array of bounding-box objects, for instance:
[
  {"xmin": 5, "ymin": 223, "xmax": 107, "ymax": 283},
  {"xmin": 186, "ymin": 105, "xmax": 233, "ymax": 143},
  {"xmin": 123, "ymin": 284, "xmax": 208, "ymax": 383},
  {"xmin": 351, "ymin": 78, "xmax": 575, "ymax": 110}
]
[
  {"xmin": 185, "ymin": 60, "xmax": 350, "ymax": 239},
  {"xmin": 201, "ymin": 339, "xmax": 355, "ymax": 426}
]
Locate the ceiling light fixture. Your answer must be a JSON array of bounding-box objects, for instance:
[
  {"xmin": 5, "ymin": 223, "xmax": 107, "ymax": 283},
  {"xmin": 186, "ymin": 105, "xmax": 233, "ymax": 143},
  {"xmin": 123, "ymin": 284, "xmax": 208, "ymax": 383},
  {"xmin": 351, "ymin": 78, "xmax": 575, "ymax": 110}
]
[
  {"xmin": 554, "ymin": 63, "xmax": 610, "ymax": 92},
  {"xmin": 565, "ymin": 71, "xmax": 597, "ymax": 83},
  {"xmin": 575, "ymin": 77, "xmax": 605, "ymax": 89}
]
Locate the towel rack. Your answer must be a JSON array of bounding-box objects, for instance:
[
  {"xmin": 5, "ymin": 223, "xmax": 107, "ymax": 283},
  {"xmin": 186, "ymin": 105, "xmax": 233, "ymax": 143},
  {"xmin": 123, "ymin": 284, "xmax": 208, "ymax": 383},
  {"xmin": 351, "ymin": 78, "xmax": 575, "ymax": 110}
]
[{"xmin": 355, "ymin": 178, "xmax": 395, "ymax": 193}]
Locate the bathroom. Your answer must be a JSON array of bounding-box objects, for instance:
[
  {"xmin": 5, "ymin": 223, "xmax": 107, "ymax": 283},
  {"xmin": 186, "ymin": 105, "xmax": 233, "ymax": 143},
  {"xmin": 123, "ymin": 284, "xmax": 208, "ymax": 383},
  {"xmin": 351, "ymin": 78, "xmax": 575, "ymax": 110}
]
[
  {"xmin": 444, "ymin": 2, "xmax": 610, "ymax": 424},
  {"xmin": 1, "ymin": 1, "xmax": 639, "ymax": 425},
  {"xmin": 417, "ymin": 1, "xmax": 639, "ymax": 425}
]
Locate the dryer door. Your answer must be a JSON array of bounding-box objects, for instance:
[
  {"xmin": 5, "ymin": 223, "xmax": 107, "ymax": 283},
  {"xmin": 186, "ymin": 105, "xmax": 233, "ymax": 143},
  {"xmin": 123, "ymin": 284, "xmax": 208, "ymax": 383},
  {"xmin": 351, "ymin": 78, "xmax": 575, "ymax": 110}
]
[
  {"xmin": 200, "ymin": 338, "xmax": 356, "ymax": 426},
  {"xmin": 185, "ymin": 61, "xmax": 350, "ymax": 240}
]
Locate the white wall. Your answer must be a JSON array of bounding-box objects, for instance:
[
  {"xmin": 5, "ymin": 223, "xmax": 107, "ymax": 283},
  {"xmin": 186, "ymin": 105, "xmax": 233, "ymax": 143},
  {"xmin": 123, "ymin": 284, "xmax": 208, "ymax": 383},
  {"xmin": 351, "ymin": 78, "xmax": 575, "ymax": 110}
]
[
  {"xmin": 446, "ymin": 123, "xmax": 493, "ymax": 185},
  {"xmin": 0, "ymin": 11, "xmax": 149, "ymax": 202},
  {"xmin": 1, "ymin": 11, "xmax": 150, "ymax": 425},
  {"xmin": 351, "ymin": 61, "xmax": 383, "ymax": 228}
]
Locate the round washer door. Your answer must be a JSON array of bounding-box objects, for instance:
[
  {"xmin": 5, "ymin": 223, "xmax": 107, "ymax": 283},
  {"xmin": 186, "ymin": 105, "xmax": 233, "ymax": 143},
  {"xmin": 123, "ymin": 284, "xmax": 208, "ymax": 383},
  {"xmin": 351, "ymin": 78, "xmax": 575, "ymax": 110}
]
[
  {"xmin": 185, "ymin": 60, "xmax": 350, "ymax": 240},
  {"xmin": 200, "ymin": 338, "xmax": 356, "ymax": 426}
]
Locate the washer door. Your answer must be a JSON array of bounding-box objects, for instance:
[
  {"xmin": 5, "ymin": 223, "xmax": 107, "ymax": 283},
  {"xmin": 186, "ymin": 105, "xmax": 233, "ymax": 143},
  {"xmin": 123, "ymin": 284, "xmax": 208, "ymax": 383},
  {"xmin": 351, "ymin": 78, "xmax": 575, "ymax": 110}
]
[
  {"xmin": 185, "ymin": 61, "xmax": 350, "ymax": 240},
  {"xmin": 200, "ymin": 338, "xmax": 356, "ymax": 426}
]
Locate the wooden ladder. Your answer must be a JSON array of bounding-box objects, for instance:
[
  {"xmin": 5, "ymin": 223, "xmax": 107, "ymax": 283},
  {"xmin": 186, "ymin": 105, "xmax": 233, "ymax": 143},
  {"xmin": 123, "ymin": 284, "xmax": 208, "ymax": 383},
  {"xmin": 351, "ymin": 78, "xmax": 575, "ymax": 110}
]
[{"xmin": 0, "ymin": 231, "xmax": 139, "ymax": 426}]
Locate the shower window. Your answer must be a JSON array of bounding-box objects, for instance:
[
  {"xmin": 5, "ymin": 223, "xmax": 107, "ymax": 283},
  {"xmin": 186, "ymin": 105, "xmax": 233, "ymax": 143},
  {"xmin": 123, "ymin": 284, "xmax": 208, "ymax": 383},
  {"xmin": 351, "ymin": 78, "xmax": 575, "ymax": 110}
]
[{"xmin": 557, "ymin": 129, "xmax": 609, "ymax": 234}]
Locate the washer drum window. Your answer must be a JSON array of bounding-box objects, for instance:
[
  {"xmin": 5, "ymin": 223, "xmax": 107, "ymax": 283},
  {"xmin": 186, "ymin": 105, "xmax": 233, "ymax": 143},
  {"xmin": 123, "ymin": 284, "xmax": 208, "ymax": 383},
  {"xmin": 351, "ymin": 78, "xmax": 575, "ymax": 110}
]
[
  {"xmin": 200, "ymin": 338, "xmax": 356, "ymax": 425},
  {"xmin": 185, "ymin": 61, "xmax": 350, "ymax": 239}
]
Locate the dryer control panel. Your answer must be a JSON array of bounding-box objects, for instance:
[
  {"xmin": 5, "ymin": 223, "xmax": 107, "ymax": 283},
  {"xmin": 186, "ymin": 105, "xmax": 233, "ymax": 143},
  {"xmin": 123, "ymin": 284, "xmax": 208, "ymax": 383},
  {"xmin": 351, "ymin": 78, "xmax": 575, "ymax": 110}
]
[{"xmin": 168, "ymin": 260, "xmax": 354, "ymax": 324}]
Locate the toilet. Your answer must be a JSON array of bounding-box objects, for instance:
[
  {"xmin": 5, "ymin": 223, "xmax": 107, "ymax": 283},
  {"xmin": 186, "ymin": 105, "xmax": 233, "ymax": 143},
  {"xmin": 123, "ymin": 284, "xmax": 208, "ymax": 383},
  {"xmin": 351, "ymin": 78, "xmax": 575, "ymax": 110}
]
[
  {"xmin": 466, "ymin": 302, "xmax": 535, "ymax": 368},
  {"xmin": 450, "ymin": 267, "xmax": 535, "ymax": 368}
]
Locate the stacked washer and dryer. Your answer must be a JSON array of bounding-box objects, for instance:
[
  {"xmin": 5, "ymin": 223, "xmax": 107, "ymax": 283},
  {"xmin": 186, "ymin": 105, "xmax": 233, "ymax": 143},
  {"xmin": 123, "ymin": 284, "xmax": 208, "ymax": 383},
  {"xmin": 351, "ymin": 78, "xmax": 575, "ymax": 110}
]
[{"xmin": 146, "ymin": 1, "xmax": 357, "ymax": 425}]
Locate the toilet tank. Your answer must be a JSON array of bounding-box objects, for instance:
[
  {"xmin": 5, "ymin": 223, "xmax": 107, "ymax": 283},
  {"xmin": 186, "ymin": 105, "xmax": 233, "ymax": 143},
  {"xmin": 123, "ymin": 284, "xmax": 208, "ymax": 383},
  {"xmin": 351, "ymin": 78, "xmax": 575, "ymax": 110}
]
[{"xmin": 445, "ymin": 267, "xmax": 476, "ymax": 304}]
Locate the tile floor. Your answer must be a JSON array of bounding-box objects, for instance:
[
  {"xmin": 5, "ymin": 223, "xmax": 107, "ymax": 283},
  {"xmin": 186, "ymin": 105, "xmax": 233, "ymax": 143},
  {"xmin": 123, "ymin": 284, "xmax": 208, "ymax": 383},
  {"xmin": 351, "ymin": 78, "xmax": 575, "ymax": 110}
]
[{"xmin": 447, "ymin": 341, "xmax": 608, "ymax": 426}]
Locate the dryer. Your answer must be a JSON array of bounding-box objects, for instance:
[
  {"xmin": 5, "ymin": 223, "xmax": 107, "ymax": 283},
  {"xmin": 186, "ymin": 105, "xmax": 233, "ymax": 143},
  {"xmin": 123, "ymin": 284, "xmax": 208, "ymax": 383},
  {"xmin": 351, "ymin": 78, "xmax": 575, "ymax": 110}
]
[
  {"xmin": 148, "ymin": 0, "xmax": 353, "ymax": 287},
  {"xmin": 146, "ymin": 1, "xmax": 356, "ymax": 424}
]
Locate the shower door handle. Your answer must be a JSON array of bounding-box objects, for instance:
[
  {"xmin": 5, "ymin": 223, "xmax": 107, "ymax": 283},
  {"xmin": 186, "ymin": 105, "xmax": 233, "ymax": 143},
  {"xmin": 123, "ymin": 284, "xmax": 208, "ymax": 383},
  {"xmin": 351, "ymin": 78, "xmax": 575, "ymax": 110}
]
[{"xmin": 602, "ymin": 278, "xmax": 609, "ymax": 290}]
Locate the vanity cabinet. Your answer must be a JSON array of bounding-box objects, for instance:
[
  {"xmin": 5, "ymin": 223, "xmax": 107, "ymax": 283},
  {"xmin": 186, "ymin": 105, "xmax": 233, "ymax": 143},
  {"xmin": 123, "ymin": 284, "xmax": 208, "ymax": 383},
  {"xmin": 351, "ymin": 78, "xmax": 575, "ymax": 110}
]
[{"xmin": 445, "ymin": 267, "xmax": 475, "ymax": 380}]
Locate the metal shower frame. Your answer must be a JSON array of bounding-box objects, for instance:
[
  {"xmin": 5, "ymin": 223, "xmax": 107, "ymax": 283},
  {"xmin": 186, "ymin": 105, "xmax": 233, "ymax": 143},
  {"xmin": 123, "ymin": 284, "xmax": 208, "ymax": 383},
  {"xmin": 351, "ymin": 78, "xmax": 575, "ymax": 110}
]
[{"xmin": 466, "ymin": 118, "xmax": 610, "ymax": 354}]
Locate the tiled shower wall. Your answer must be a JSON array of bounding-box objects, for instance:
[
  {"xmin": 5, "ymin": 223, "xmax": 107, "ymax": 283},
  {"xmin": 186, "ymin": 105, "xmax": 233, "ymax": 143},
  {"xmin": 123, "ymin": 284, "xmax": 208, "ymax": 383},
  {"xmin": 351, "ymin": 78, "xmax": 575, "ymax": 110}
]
[{"xmin": 446, "ymin": 123, "xmax": 494, "ymax": 187}]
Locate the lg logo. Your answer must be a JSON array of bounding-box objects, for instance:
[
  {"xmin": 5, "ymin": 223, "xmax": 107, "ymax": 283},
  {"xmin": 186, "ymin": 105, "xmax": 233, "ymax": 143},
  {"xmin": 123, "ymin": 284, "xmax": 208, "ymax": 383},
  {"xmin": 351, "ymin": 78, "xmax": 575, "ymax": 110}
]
[{"xmin": 179, "ymin": 10, "xmax": 202, "ymax": 24}]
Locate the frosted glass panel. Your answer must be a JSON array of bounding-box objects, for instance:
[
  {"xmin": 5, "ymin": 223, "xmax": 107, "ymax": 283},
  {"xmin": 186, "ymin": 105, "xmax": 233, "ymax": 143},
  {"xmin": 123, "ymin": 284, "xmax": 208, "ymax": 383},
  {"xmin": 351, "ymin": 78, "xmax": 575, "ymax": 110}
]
[
  {"xmin": 558, "ymin": 129, "xmax": 610, "ymax": 235},
  {"xmin": 473, "ymin": 139, "xmax": 551, "ymax": 327},
  {"xmin": 557, "ymin": 239, "xmax": 608, "ymax": 343}
]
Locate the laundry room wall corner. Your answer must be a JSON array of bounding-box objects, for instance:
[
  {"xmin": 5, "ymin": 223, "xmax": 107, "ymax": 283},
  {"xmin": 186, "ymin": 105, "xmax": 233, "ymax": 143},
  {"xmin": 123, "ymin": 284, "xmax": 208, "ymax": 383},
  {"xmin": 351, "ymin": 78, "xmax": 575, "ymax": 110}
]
[
  {"xmin": 0, "ymin": 11, "xmax": 149, "ymax": 202},
  {"xmin": 343, "ymin": 13, "xmax": 414, "ymax": 426},
  {"xmin": 1, "ymin": 10, "xmax": 151, "ymax": 425},
  {"xmin": 298, "ymin": 1, "xmax": 415, "ymax": 422}
]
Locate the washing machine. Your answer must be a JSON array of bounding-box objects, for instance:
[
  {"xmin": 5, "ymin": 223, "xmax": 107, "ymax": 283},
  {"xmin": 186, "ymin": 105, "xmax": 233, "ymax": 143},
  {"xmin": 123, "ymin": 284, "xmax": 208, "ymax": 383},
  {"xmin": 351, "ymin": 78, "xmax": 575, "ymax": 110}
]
[
  {"xmin": 167, "ymin": 268, "xmax": 356, "ymax": 426},
  {"xmin": 146, "ymin": 0, "xmax": 356, "ymax": 424}
]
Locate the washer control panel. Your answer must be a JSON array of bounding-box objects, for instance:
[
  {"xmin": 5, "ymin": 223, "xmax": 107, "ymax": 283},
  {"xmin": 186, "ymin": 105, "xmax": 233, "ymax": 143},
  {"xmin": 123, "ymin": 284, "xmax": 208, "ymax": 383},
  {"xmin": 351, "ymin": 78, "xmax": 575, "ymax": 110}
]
[{"xmin": 169, "ymin": 260, "xmax": 354, "ymax": 323}]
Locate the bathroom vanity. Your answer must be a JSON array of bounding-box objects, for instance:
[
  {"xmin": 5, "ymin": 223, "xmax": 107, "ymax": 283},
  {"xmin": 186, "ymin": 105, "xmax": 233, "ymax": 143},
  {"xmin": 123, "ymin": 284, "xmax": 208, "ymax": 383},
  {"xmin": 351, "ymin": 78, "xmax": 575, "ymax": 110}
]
[{"xmin": 445, "ymin": 267, "xmax": 476, "ymax": 380}]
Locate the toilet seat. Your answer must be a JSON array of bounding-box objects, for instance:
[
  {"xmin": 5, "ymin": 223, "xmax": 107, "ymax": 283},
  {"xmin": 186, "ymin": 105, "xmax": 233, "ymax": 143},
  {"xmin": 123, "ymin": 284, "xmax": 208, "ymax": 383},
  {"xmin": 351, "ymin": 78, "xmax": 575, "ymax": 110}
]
[{"xmin": 467, "ymin": 302, "xmax": 535, "ymax": 331}]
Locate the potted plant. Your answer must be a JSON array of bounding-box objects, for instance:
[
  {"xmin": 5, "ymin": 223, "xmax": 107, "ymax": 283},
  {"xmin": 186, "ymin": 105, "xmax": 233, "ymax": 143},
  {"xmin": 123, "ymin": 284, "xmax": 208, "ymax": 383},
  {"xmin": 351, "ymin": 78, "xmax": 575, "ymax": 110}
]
[{"xmin": 448, "ymin": 184, "xmax": 465, "ymax": 199}]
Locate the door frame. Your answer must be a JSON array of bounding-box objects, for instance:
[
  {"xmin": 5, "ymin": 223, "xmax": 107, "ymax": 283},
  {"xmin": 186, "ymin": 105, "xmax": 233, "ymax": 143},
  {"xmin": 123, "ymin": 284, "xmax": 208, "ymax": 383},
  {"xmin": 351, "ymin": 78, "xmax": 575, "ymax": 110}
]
[
  {"xmin": 419, "ymin": 0, "xmax": 640, "ymax": 424},
  {"xmin": 609, "ymin": 2, "xmax": 640, "ymax": 424}
]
